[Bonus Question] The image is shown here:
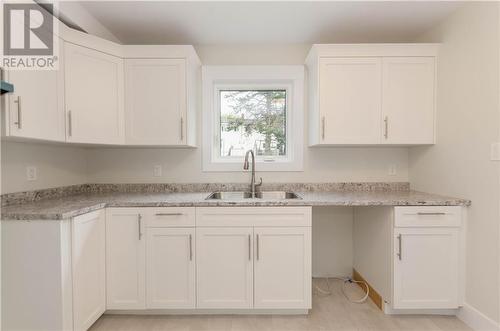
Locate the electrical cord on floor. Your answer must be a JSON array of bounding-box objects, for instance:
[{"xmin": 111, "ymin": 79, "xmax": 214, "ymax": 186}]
[{"xmin": 314, "ymin": 277, "xmax": 370, "ymax": 304}]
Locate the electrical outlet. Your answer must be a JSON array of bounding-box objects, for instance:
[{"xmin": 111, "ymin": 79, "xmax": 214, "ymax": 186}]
[
  {"xmin": 26, "ymin": 166, "xmax": 37, "ymax": 181},
  {"xmin": 153, "ymin": 164, "xmax": 162, "ymax": 177},
  {"xmin": 388, "ymin": 164, "xmax": 397, "ymax": 176}
]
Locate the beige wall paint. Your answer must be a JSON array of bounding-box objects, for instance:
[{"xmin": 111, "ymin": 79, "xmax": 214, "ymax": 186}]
[
  {"xmin": 411, "ymin": 2, "xmax": 500, "ymax": 323},
  {"xmin": 1, "ymin": 141, "xmax": 88, "ymax": 194}
]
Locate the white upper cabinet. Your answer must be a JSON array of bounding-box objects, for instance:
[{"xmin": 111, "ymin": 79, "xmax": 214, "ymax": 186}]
[
  {"xmin": 382, "ymin": 57, "xmax": 436, "ymax": 144},
  {"xmin": 2, "ymin": 42, "xmax": 65, "ymax": 142},
  {"xmin": 318, "ymin": 57, "xmax": 382, "ymax": 144},
  {"xmin": 306, "ymin": 44, "xmax": 438, "ymax": 146},
  {"xmin": 64, "ymin": 42, "xmax": 125, "ymax": 145},
  {"xmin": 124, "ymin": 59, "xmax": 187, "ymax": 145}
]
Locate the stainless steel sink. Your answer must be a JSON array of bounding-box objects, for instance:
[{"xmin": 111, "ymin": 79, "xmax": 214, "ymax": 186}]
[{"xmin": 205, "ymin": 191, "xmax": 301, "ymax": 200}]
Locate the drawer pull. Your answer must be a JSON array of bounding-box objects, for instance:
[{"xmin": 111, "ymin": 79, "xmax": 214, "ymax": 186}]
[
  {"xmin": 417, "ymin": 212, "xmax": 446, "ymax": 216},
  {"xmin": 256, "ymin": 234, "xmax": 260, "ymax": 260},
  {"xmin": 248, "ymin": 234, "xmax": 251, "ymax": 261},
  {"xmin": 189, "ymin": 234, "xmax": 193, "ymax": 261},
  {"xmin": 397, "ymin": 234, "xmax": 402, "ymax": 260},
  {"xmin": 155, "ymin": 213, "xmax": 183, "ymax": 216},
  {"xmin": 138, "ymin": 214, "xmax": 142, "ymax": 240}
]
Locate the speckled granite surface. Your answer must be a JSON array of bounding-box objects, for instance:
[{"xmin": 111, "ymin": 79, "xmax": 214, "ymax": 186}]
[
  {"xmin": 1, "ymin": 182, "xmax": 410, "ymax": 207},
  {"xmin": 1, "ymin": 187, "xmax": 471, "ymax": 221}
]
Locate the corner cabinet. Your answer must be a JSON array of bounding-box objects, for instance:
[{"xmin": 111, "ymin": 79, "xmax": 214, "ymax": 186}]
[
  {"xmin": 2, "ymin": 210, "xmax": 106, "ymax": 331},
  {"xmin": 307, "ymin": 44, "xmax": 437, "ymax": 146},
  {"xmin": 64, "ymin": 42, "xmax": 125, "ymax": 145}
]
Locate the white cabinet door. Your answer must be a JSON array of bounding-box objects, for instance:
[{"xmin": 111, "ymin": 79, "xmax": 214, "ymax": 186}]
[
  {"xmin": 393, "ymin": 227, "xmax": 459, "ymax": 309},
  {"xmin": 196, "ymin": 227, "xmax": 254, "ymax": 309},
  {"xmin": 319, "ymin": 57, "xmax": 382, "ymax": 144},
  {"xmin": 254, "ymin": 227, "xmax": 312, "ymax": 309},
  {"xmin": 125, "ymin": 59, "xmax": 186, "ymax": 145},
  {"xmin": 382, "ymin": 57, "xmax": 435, "ymax": 144},
  {"xmin": 5, "ymin": 68, "xmax": 65, "ymax": 141},
  {"xmin": 105, "ymin": 209, "xmax": 146, "ymax": 310},
  {"xmin": 72, "ymin": 210, "xmax": 105, "ymax": 331},
  {"xmin": 64, "ymin": 42, "xmax": 124, "ymax": 144},
  {"xmin": 146, "ymin": 227, "xmax": 195, "ymax": 308}
]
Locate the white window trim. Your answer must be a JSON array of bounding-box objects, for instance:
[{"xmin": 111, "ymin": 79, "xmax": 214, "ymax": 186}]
[{"xmin": 202, "ymin": 65, "xmax": 304, "ymax": 172}]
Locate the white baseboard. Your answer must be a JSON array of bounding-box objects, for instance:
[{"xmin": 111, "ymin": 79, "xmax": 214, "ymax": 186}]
[
  {"xmin": 383, "ymin": 302, "xmax": 458, "ymax": 316},
  {"xmin": 105, "ymin": 309, "xmax": 309, "ymax": 315},
  {"xmin": 457, "ymin": 303, "xmax": 500, "ymax": 331}
]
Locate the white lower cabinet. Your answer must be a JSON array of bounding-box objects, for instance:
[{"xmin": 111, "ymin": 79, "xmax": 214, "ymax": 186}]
[
  {"xmin": 393, "ymin": 227, "xmax": 459, "ymax": 309},
  {"xmin": 353, "ymin": 206, "xmax": 463, "ymax": 312},
  {"xmin": 105, "ymin": 209, "xmax": 146, "ymax": 309},
  {"xmin": 72, "ymin": 211, "xmax": 106, "ymax": 331},
  {"xmin": 196, "ymin": 227, "xmax": 254, "ymax": 309},
  {"xmin": 146, "ymin": 227, "xmax": 196, "ymax": 308},
  {"xmin": 254, "ymin": 227, "xmax": 312, "ymax": 309}
]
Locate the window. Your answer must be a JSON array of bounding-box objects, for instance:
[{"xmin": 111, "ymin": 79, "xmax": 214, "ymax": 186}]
[
  {"xmin": 202, "ymin": 66, "xmax": 304, "ymax": 172},
  {"xmin": 219, "ymin": 89, "xmax": 287, "ymax": 159}
]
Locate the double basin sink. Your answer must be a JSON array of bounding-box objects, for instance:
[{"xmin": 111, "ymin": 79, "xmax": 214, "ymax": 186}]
[{"xmin": 206, "ymin": 191, "xmax": 301, "ymax": 200}]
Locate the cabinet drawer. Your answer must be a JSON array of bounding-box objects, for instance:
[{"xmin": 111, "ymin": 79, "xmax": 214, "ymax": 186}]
[
  {"xmin": 145, "ymin": 207, "xmax": 195, "ymax": 227},
  {"xmin": 196, "ymin": 207, "xmax": 312, "ymax": 227},
  {"xmin": 394, "ymin": 206, "xmax": 461, "ymax": 227}
]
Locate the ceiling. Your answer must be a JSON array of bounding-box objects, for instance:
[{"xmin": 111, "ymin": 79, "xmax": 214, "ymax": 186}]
[{"xmin": 62, "ymin": 1, "xmax": 464, "ymax": 45}]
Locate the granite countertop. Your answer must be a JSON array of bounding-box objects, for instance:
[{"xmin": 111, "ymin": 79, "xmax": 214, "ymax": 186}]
[{"xmin": 1, "ymin": 190, "xmax": 471, "ymax": 221}]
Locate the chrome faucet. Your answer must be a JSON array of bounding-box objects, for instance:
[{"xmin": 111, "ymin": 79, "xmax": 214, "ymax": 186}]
[{"xmin": 243, "ymin": 149, "xmax": 263, "ymax": 198}]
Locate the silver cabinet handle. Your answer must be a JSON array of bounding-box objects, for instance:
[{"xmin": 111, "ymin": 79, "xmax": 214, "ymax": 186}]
[
  {"xmin": 155, "ymin": 213, "xmax": 183, "ymax": 216},
  {"xmin": 248, "ymin": 234, "xmax": 251, "ymax": 261},
  {"xmin": 384, "ymin": 116, "xmax": 389, "ymax": 139},
  {"xmin": 397, "ymin": 234, "xmax": 402, "ymax": 260},
  {"xmin": 189, "ymin": 234, "xmax": 193, "ymax": 261},
  {"xmin": 138, "ymin": 214, "xmax": 142, "ymax": 240},
  {"xmin": 321, "ymin": 116, "xmax": 325, "ymax": 140},
  {"xmin": 417, "ymin": 212, "xmax": 446, "ymax": 216},
  {"xmin": 256, "ymin": 234, "xmax": 260, "ymax": 261},
  {"xmin": 180, "ymin": 117, "xmax": 184, "ymax": 141},
  {"xmin": 13, "ymin": 96, "xmax": 21, "ymax": 129},
  {"xmin": 68, "ymin": 111, "xmax": 72, "ymax": 137}
]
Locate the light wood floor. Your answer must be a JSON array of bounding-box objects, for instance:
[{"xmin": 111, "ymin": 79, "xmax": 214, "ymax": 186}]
[{"xmin": 90, "ymin": 279, "xmax": 472, "ymax": 331}]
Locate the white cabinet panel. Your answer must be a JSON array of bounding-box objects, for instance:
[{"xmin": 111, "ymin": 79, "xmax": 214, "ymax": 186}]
[
  {"xmin": 196, "ymin": 227, "xmax": 254, "ymax": 309},
  {"xmin": 318, "ymin": 57, "xmax": 382, "ymax": 144},
  {"xmin": 125, "ymin": 59, "xmax": 186, "ymax": 145},
  {"xmin": 146, "ymin": 228, "xmax": 195, "ymax": 308},
  {"xmin": 105, "ymin": 209, "xmax": 146, "ymax": 310},
  {"xmin": 64, "ymin": 42, "xmax": 124, "ymax": 144},
  {"xmin": 382, "ymin": 57, "xmax": 435, "ymax": 144},
  {"xmin": 4, "ymin": 58, "xmax": 65, "ymax": 141},
  {"xmin": 72, "ymin": 210, "xmax": 105, "ymax": 331},
  {"xmin": 254, "ymin": 227, "xmax": 311, "ymax": 309},
  {"xmin": 393, "ymin": 227, "xmax": 459, "ymax": 309}
]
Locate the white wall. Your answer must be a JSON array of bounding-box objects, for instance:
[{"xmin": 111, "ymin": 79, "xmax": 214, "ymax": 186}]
[
  {"xmin": 1, "ymin": 141, "xmax": 88, "ymax": 194},
  {"xmin": 411, "ymin": 3, "xmax": 500, "ymax": 325},
  {"xmin": 86, "ymin": 44, "xmax": 409, "ymax": 184}
]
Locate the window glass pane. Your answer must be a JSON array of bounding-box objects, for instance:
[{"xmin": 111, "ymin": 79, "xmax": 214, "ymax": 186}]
[{"xmin": 220, "ymin": 90, "xmax": 286, "ymax": 158}]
